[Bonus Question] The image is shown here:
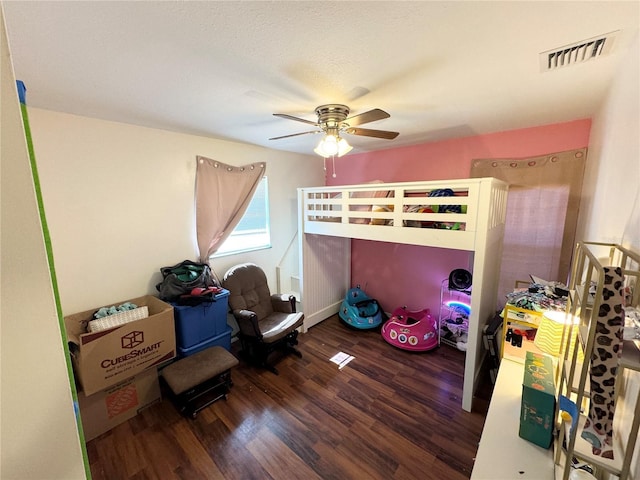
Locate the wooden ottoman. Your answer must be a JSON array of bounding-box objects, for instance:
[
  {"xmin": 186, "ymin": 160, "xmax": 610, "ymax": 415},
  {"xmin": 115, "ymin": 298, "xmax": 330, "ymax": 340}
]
[{"xmin": 162, "ymin": 346, "xmax": 239, "ymax": 418}]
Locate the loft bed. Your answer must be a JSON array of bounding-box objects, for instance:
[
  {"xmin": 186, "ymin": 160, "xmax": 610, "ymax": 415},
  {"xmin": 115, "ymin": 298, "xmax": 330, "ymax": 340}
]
[{"xmin": 297, "ymin": 177, "xmax": 509, "ymax": 412}]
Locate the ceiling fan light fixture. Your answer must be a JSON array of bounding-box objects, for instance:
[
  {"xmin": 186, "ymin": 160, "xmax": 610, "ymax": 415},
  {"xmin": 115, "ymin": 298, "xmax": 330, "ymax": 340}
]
[
  {"xmin": 337, "ymin": 137, "xmax": 353, "ymax": 156},
  {"xmin": 314, "ymin": 134, "xmax": 352, "ymax": 158},
  {"xmin": 313, "ymin": 144, "xmax": 327, "ymax": 157},
  {"xmin": 323, "ymin": 134, "xmax": 339, "ymax": 155},
  {"xmin": 272, "ymin": 104, "xmax": 396, "ymax": 156}
]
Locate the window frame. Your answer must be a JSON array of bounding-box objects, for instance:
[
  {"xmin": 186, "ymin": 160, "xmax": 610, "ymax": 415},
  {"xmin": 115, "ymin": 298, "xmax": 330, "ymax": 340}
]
[{"xmin": 211, "ymin": 176, "xmax": 271, "ymax": 258}]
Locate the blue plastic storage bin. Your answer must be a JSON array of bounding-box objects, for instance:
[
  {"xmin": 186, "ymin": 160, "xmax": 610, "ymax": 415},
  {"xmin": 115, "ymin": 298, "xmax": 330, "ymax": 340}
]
[
  {"xmin": 171, "ymin": 289, "xmax": 230, "ymax": 349},
  {"xmin": 178, "ymin": 327, "xmax": 232, "ymax": 357}
]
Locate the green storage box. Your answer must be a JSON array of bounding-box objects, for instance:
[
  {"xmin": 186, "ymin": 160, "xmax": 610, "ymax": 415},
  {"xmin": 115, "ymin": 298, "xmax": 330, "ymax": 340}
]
[{"xmin": 519, "ymin": 351, "xmax": 556, "ymax": 448}]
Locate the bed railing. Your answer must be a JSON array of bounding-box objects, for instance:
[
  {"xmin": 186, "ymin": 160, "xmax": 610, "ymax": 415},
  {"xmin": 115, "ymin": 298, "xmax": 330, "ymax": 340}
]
[{"xmin": 299, "ymin": 178, "xmax": 507, "ymax": 251}]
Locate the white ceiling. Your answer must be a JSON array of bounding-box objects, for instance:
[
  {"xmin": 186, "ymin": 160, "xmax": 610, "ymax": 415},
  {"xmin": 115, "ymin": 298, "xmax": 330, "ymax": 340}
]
[{"xmin": 2, "ymin": 1, "xmax": 639, "ymax": 156}]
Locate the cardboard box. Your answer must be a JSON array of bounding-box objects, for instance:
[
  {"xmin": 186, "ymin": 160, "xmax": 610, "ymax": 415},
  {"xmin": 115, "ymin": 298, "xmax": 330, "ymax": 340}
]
[
  {"xmin": 519, "ymin": 351, "xmax": 556, "ymax": 448},
  {"xmin": 78, "ymin": 367, "xmax": 161, "ymax": 441},
  {"xmin": 65, "ymin": 295, "xmax": 176, "ymax": 395}
]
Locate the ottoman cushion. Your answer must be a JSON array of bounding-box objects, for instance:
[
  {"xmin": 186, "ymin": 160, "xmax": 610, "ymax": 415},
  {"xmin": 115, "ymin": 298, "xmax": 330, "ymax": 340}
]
[{"xmin": 163, "ymin": 346, "xmax": 238, "ymax": 395}]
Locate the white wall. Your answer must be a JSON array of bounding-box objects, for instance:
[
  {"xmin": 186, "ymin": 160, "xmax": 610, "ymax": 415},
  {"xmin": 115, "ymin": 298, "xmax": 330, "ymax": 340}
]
[
  {"xmin": 1, "ymin": 7, "xmax": 86, "ymax": 479},
  {"xmin": 27, "ymin": 108, "xmax": 324, "ymax": 315},
  {"xmin": 577, "ymin": 32, "xmax": 640, "ymax": 252},
  {"xmin": 577, "ymin": 32, "xmax": 640, "ymax": 479}
]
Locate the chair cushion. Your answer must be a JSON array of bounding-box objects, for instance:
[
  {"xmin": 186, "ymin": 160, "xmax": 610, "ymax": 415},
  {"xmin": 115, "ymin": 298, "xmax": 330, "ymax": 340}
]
[
  {"xmin": 223, "ymin": 263, "xmax": 305, "ymax": 344},
  {"xmin": 223, "ymin": 263, "xmax": 273, "ymax": 320},
  {"xmin": 260, "ymin": 312, "xmax": 304, "ymax": 343}
]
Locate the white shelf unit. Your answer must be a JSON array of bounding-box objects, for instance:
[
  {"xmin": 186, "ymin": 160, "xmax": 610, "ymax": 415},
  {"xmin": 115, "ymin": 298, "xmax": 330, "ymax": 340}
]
[
  {"xmin": 439, "ymin": 278, "xmax": 471, "ymax": 349},
  {"xmin": 555, "ymin": 241, "xmax": 640, "ymax": 480}
]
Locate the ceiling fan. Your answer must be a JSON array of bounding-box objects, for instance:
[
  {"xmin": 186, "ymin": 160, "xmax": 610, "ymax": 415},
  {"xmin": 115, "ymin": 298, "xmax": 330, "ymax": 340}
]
[{"xmin": 269, "ymin": 104, "xmax": 399, "ymax": 157}]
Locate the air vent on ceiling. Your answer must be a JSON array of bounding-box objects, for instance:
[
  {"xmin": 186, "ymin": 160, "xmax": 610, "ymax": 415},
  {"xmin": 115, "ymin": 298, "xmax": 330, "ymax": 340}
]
[{"xmin": 540, "ymin": 31, "xmax": 619, "ymax": 72}]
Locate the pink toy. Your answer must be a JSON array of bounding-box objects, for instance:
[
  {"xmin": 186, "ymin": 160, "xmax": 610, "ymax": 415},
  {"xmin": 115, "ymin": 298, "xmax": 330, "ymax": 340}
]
[{"xmin": 381, "ymin": 306, "xmax": 438, "ymax": 352}]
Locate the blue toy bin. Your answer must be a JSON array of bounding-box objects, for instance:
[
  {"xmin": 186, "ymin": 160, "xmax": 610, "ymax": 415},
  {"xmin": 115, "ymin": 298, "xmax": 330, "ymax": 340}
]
[
  {"xmin": 171, "ymin": 289, "xmax": 230, "ymax": 350},
  {"xmin": 178, "ymin": 327, "xmax": 232, "ymax": 357}
]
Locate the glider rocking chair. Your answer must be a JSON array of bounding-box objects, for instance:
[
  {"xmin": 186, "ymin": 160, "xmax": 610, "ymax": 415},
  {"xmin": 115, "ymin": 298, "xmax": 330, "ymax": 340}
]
[{"xmin": 222, "ymin": 263, "xmax": 304, "ymax": 374}]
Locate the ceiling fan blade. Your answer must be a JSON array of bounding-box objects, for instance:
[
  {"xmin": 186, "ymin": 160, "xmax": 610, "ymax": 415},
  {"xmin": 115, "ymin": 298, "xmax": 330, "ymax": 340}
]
[
  {"xmin": 345, "ymin": 127, "xmax": 399, "ymax": 140},
  {"xmin": 344, "ymin": 108, "xmax": 390, "ymax": 127},
  {"xmin": 269, "ymin": 130, "xmax": 321, "ymax": 140},
  {"xmin": 273, "ymin": 113, "xmax": 318, "ymax": 126}
]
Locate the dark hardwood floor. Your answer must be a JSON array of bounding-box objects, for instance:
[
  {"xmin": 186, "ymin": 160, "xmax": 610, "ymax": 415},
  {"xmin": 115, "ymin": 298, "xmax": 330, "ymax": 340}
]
[{"xmin": 87, "ymin": 315, "xmax": 493, "ymax": 479}]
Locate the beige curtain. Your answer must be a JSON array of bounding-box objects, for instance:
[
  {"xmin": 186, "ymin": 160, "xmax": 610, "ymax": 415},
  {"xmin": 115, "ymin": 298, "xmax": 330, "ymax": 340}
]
[
  {"xmin": 195, "ymin": 156, "xmax": 265, "ymax": 262},
  {"xmin": 471, "ymin": 148, "xmax": 586, "ymax": 307}
]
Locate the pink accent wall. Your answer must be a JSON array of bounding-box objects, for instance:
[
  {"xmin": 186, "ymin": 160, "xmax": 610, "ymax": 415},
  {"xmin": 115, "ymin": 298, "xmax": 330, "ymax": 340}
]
[{"xmin": 328, "ymin": 119, "xmax": 591, "ymax": 315}]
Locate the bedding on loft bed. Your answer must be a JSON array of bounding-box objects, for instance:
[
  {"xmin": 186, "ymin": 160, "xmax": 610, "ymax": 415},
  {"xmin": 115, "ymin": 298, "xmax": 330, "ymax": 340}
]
[
  {"xmin": 299, "ymin": 177, "xmax": 508, "ymax": 251},
  {"xmin": 307, "ymin": 186, "xmax": 467, "ymax": 228}
]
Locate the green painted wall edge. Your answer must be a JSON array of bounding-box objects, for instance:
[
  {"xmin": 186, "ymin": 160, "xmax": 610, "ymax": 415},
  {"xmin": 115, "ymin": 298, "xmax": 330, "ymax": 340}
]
[{"xmin": 20, "ymin": 102, "xmax": 92, "ymax": 479}]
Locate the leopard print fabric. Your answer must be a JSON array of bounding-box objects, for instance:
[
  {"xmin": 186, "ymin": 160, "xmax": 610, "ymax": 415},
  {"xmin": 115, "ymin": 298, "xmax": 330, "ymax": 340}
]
[{"xmin": 580, "ymin": 266, "xmax": 625, "ymax": 459}]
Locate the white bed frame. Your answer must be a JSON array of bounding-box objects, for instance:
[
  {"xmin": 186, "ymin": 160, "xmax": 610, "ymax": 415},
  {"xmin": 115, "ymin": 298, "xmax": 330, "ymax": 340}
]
[{"xmin": 297, "ymin": 177, "xmax": 509, "ymax": 412}]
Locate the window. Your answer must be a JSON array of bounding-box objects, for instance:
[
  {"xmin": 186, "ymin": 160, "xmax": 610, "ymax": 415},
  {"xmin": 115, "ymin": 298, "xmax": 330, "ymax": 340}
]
[{"xmin": 213, "ymin": 177, "xmax": 271, "ymax": 257}]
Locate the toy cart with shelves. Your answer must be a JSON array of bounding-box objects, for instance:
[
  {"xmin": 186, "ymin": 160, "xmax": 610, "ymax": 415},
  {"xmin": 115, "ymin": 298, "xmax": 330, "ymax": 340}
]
[{"xmin": 439, "ymin": 278, "xmax": 472, "ymax": 350}]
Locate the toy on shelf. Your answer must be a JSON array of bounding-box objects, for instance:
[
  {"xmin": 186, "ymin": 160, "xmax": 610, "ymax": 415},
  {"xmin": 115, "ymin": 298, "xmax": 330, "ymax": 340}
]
[
  {"xmin": 339, "ymin": 285, "xmax": 383, "ymax": 330},
  {"xmin": 440, "ymin": 269, "xmax": 472, "ymax": 351},
  {"xmin": 381, "ymin": 306, "xmax": 438, "ymax": 351}
]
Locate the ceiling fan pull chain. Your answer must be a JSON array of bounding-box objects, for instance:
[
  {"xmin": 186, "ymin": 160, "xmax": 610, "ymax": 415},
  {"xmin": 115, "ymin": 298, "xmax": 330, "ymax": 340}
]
[{"xmin": 332, "ymin": 155, "xmax": 337, "ymax": 178}]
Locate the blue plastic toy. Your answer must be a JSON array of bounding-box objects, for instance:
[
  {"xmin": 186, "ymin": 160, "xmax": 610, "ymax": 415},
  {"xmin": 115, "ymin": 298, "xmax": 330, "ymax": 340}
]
[{"xmin": 339, "ymin": 285, "xmax": 383, "ymax": 330}]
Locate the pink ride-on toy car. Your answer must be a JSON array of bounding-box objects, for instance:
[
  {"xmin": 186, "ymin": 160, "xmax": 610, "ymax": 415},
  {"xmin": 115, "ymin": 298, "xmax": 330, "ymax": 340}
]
[{"xmin": 381, "ymin": 306, "xmax": 438, "ymax": 352}]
